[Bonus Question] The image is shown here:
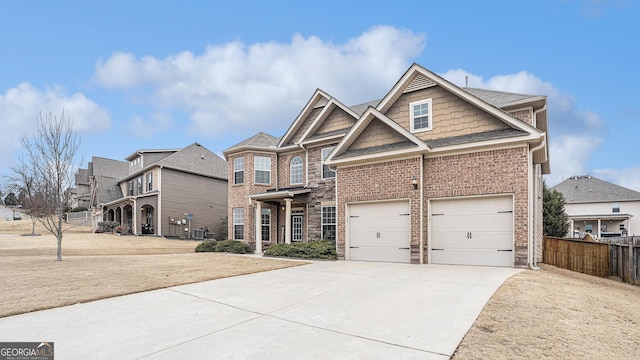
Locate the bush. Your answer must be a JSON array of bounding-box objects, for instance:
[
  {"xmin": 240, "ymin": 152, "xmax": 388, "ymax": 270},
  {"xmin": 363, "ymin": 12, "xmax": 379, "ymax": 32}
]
[
  {"xmin": 97, "ymin": 221, "xmax": 119, "ymax": 233},
  {"xmin": 70, "ymin": 206, "xmax": 88, "ymax": 213},
  {"xmin": 265, "ymin": 240, "xmax": 337, "ymax": 260},
  {"xmin": 195, "ymin": 240, "xmax": 252, "ymax": 254},
  {"xmin": 114, "ymin": 226, "xmax": 123, "ymax": 234}
]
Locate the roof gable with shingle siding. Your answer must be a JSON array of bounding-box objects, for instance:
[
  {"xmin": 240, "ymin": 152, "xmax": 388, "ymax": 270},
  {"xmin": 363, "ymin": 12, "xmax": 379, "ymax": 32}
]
[
  {"xmin": 286, "ymin": 107, "xmax": 322, "ymax": 145},
  {"xmin": 384, "ymin": 85, "xmax": 511, "ymax": 142},
  {"xmin": 552, "ymin": 176, "xmax": 640, "ymax": 203}
]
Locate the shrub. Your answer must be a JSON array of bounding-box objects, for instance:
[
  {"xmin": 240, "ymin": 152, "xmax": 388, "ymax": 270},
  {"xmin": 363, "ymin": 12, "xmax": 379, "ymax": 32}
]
[
  {"xmin": 97, "ymin": 221, "xmax": 119, "ymax": 233},
  {"xmin": 195, "ymin": 240, "xmax": 252, "ymax": 254},
  {"xmin": 70, "ymin": 206, "xmax": 88, "ymax": 213},
  {"xmin": 265, "ymin": 240, "xmax": 337, "ymax": 260},
  {"xmin": 114, "ymin": 226, "xmax": 123, "ymax": 234}
]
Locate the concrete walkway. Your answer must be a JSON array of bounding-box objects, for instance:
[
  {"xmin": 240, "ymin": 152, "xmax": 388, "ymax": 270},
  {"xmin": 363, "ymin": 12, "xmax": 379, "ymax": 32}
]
[{"xmin": 0, "ymin": 261, "xmax": 520, "ymax": 359}]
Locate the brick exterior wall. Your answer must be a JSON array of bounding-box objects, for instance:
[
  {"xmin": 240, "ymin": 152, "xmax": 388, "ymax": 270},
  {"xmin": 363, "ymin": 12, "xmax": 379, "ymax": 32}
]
[
  {"xmin": 227, "ymin": 151, "xmax": 277, "ymax": 242},
  {"xmin": 277, "ymin": 151, "xmax": 306, "ymax": 188},
  {"xmin": 384, "ymin": 87, "xmax": 509, "ymax": 141},
  {"xmin": 508, "ymin": 108, "xmax": 533, "ymax": 126},
  {"xmin": 337, "ymin": 157, "xmax": 422, "ymax": 263},
  {"xmin": 425, "ymin": 146, "xmax": 530, "ymax": 266}
]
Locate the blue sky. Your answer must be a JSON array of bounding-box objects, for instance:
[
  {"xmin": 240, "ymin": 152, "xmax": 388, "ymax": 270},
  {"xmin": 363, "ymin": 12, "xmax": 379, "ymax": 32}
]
[{"xmin": 1, "ymin": 0, "xmax": 639, "ymax": 191}]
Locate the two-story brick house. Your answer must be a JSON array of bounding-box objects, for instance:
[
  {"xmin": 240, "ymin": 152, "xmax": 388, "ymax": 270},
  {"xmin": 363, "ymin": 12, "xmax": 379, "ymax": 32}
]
[{"xmin": 225, "ymin": 64, "xmax": 550, "ymax": 267}]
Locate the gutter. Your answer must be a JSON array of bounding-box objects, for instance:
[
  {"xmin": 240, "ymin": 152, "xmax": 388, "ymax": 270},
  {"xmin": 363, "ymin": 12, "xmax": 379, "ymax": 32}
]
[{"xmin": 528, "ymin": 104, "xmax": 547, "ymax": 270}]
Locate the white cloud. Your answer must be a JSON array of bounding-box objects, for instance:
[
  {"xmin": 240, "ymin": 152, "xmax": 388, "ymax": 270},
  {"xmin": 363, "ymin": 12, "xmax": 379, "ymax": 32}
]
[
  {"xmin": 0, "ymin": 82, "xmax": 111, "ymax": 170},
  {"xmin": 593, "ymin": 166, "xmax": 640, "ymax": 192},
  {"xmin": 93, "ymin": 26, "xmax": 426, "ymax": 137},
  {"xmin": 441, "ymin": 69, "xmax": 605, "ymax": 186}
]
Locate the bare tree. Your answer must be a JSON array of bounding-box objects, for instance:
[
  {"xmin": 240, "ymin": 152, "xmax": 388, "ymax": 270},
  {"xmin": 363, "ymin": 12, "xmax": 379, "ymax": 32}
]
[
  {"xmin": 6, "ymin": 157, "xmax": 42, "ymax": 235},
  {"xmin": 20, "ymin": 110, "xmax": 81, "ymax": 261}
]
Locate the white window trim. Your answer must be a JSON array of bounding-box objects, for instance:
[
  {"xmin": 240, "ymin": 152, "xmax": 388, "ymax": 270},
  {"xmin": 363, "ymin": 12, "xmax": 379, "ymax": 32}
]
[
  {"xmin": 261, "ymin": 208, "xmax": 271, "ymax": 242},
  {"xmin": 321, "ymin": 206, "xmax": 336, "ymax": 241},
  {"xmin": 321, "ymin": 147, "xmax": 336, "ymax": 180},
  {"xmin": 290, "ymin": 156, "xmax": 303, "ymax": 185},
  {"xmin": 233, "ymin": 157, "xmax": 244, "ymax": 185},
  {"xmin": 233, "ymin": 208, "xmax": 244, "ymax": 240},
  {"xmin": 254, "ymin": 156, "xmax": 271, "ymax": 185},
  {"xmin": 409, "ymin": 98, "xmax": 433, "ymax": 133}
]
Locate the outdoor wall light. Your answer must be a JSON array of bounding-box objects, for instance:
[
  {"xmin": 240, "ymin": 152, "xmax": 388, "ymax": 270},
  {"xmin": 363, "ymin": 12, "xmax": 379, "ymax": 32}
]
[{"xmin": 412, "ymin": 176, "xmax": 418, "ymax": 190}]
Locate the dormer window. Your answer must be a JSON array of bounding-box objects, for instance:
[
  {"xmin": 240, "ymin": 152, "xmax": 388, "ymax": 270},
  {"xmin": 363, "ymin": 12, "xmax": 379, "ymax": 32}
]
[{"xmin": 410, "ymin": 99, "xmax": 432, "ymax": 133}]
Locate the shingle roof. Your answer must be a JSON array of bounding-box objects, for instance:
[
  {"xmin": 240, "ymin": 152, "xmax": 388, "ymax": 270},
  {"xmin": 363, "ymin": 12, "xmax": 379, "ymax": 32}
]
[
  {"xmin": 349, "ymin": 99, "xmax": 381, "ymax": 116},
  {"xmin": 552, "ymin": 175, "xmax": 640, "ymax": 203},
  {"xmin": 426, "ymin": 128, "xmax": 529, "ymax": 148},
  {"xmin": 462, "ymin": 88, "xmax": 541, "ymax": 108},
  {"xmin": 334, "ymin": 141, "xmax": 416, "ymax": 159},
  {"xmin": 224, "ymin": 132, "xmax": 280, "ymax": 153},
  {"xmin": 155, "ymin": 143, "xmax": 228, "ymax": 180},
  {"xmin": 91, "ymin": 157, "xmax": 129, "ymax": 179}
]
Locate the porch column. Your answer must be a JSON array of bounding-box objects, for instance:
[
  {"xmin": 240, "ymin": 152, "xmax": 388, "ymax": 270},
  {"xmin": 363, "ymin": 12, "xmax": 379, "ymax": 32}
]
[
  {"xmin": 597, "ymin": 218, "xmax": 602, "ymax": 238},
  {"xmin": 285, "ymin": 198, "xmax": 292, "ymax": 244},
  {"xmin": 569, "ymin": 219, "xmax": 574, "ymax": 238},
  {"xmin": 255, "ymin": 201, "xmax": 263, "ymax": 254}
]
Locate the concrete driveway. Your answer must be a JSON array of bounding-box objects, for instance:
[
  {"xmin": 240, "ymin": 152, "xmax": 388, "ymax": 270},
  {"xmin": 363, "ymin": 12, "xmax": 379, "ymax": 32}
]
[{"xmin": 0, "ymin": 261, "xmax": 520, "ymax": 359}]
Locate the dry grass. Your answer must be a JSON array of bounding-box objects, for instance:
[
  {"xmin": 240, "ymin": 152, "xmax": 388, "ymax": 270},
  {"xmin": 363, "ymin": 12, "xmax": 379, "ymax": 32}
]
[
  {"xmin": 453, "ymin": 264, "xmax": 640, "ymax": 359},
  {"xmin": 3, "ymin": 218, "xmax": 640, "ymax": 358},
  {"xmin": 0, "ymin": 219, "xmax": 305, "ymax": 318}
]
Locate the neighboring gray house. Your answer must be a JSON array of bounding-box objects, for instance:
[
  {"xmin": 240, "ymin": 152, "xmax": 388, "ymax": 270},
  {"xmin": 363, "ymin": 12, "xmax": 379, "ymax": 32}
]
[
  {"xmin": 553, "ymin": 175, "xmax": 640, "ymax": 238},
  {"xmin": 100, "ymin": 143, "xmax": 228, "ymax": 238}
]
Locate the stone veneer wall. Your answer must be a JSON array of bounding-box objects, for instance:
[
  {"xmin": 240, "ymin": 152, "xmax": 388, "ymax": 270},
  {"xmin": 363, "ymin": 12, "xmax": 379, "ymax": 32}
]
[
  {"xmin": 424, "ymin": 146, "xmax": 530, "ymax": 266},
  {"xmin": 336, "ymin": 157, "xmax": 422, "ymax": 263}
]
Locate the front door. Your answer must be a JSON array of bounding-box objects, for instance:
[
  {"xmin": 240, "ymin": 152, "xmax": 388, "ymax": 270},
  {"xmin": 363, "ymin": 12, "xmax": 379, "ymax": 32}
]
[{"xmin": 292, "ymin": 215, "xmax": 303, "ymax": 241}]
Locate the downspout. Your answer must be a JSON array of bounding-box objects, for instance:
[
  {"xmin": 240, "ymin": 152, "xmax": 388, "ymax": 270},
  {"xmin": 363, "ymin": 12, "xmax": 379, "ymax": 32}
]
[
  {"xmin": 419, "ymin": 154, "xmax": 424, "ymax": 264},
  {"xmin": 528, "ymin": 105, "xmax": 547, "ymax": 270},
  {"xmin": 158, "ymin": 165, "xmax": 162, "ymax": 236}
]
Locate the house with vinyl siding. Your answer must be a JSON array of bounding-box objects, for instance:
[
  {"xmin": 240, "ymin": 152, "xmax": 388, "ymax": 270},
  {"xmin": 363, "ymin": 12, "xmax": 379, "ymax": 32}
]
[
  {"xmin": 224, "ymin": 63, "xmax": 550, "ymax": 267},
  {"xmin": 93, "ymin": 143, "xmax": 228, "ymax": 238}
]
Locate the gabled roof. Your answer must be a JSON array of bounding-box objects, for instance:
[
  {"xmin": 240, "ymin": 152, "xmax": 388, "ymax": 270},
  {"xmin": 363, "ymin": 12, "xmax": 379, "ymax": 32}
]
[
  {"xmin": 328, "ymin": 107, "xmax": 429, "ymax": 164},
  {"xmin": 349, "ymin": 99, "xmax": 381, "ymax": 116},
  {"xmin": 155, "ymin": 143, "xmax": 228, "ymax": 180},
  {"xmin": 376, "ymin": 63, "xmax": 543, "ymax": 137},
  {"xmin": 462, "ymin": 88, "xmax": 545, "ymax": 108},
  {"xmin": 125, "ymin": 148, "xmax": 180, "ymax": 161},
  {"xmin": 278, "ymin": 89, "xmax": 332, "ymax": 147},
  {"xmin": 298, "ymin": 97, "xmax": 359, "ymax": 144},
  {"xmin": 91, "ymin": 156, "xmax": 129, "ymax": 179},
  {"xmin": 552, "ymin": 176, "xmax": 640, "ymax": 203},
  {"xmin": 122, "ymin": 143, "xmax": 228, "ymax": 181},
  {"xmin": 223, "ymin": 132, "xmax": 280, "ymax": 157}
]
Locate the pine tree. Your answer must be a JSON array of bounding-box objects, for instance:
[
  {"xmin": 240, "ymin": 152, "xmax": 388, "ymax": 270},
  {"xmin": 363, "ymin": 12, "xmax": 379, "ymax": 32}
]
[{"xmin": 543, "ymin": 181, "xmax": 569, "ymax": 237}]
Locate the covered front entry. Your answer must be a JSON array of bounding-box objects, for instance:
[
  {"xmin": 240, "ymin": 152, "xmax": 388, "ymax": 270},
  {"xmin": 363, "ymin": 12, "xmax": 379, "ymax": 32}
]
[
  {"xmin": 430, "ymin": 195, "xmax": 514, "ymax": 267},
  {"xmin": 347, "ymin": 200, "xmax": 411, "ymax": 263}
]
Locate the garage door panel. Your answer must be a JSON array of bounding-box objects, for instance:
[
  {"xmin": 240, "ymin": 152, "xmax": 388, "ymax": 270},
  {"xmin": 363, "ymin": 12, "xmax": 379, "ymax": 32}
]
[
  {"xmin": 431, "ymin": 196, "xmax": 513, "ymax": 267},
  {"xmin": 348, "ymin": 201, "xmax": 411, "ymax": 264},
  {"xmin": 431, "ymin": 249, "xmax": 513, "ymax": 267}
]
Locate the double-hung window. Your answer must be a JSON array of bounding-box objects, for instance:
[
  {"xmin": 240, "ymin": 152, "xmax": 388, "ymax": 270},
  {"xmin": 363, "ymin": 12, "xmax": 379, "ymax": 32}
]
[
  {"xmin": 254, "ymin": 156, "xmax": 271, "ymax": 185},
  {"xmin": 233, "ymin": 208, "xmax": 244, "ymax": 240},
  {"xmin": 261, "ymin": 209, "xmax": 271, "ymax": 242},
  {"xmin": 613, "ymin": 202, "xmax": 620, "ymax": 213},
  {"xmin": 137, "ymin": 177, "xmax": 143, "ymax": 194},
  {"xmin": 128, "ymin": 180, "xmax": 134, "ymax": 196},
  {"xmin": 321, "ymin": 147, "xmax": 335, "ymax": 179},
  {"xmin": 410, "ymin": 99, "xmax": 432, "ymax": 133},
  {"xmin": 233, "ymin": 157, "xmax": 244, "ymax": 185},
  {"xmin": 146, "ymin": 173, "xmax": 153, "ymax": 191},
  {"xmin": 290, "ymin": 156, "xmax": 303, "ymax": 185},
  {"xmin": 322, "ymin": 206, "xmax": 336, "ymax": 241}
]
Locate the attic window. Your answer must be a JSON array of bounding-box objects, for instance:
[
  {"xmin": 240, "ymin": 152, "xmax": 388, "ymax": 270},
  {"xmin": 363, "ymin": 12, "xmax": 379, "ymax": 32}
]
[{"xmin": 410, "ymin": 99, "xmax": 432, "ymax": 133}]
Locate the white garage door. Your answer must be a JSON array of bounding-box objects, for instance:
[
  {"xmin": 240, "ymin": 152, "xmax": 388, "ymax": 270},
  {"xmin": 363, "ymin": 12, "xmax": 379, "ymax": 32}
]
[
  {"xmin": 348, "ymin": 200, "xmax": 411, "ymax": 263},
  {"xmin": 431, "ymin": 195, "xmax": 513, "ymax": 267}
]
